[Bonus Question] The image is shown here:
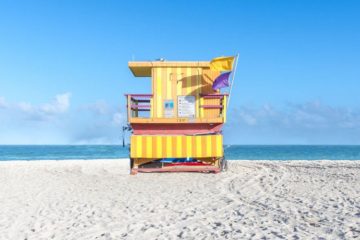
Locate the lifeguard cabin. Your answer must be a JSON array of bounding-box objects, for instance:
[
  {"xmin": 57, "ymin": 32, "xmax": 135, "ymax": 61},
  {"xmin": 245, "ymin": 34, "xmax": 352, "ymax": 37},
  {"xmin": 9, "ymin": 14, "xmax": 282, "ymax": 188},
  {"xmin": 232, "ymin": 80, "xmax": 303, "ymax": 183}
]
[{"xmin": 126, "ymin": 58, "xmax": 232, "ymax": 174}]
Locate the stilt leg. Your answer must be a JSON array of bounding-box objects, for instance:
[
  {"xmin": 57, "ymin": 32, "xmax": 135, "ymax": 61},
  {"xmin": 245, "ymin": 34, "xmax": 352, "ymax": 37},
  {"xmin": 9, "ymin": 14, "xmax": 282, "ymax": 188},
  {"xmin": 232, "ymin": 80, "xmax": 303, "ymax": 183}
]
[{"xmin": 130, "ymin": 168, "xmax": 138, "ymax": 175}]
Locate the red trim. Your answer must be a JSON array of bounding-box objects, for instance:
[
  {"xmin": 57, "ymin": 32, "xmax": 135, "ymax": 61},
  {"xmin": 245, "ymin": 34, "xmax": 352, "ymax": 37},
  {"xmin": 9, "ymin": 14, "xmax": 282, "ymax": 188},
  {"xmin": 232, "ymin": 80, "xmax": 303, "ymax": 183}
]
[
  {"xmin": 131, "ymin": 123, "xmax": 223, "ymax": 135},
  {"xmin": 166, "ymin": 162, "xmax": 212, "ymax": 167},
  {"xmin": 131, "ymin": 98, "xmax": 150, "ymax": 103},
  {"xmin": 136, "ymin": 166, "xmax": 220, "ymax": 173},
  {"xmin": 124, "ymin": 94, "xmax": 153, "ymax": 97},
  {"xmin": 200, "ymin": 105, "xmax": 223, "ymax": 109},
  {"xmin": 200, "ymin": 93, "xmax": 229, "ymax": 97},
  {"xmin": 129, "ymin": 104, "xmax": 151, "ymax": 109}
]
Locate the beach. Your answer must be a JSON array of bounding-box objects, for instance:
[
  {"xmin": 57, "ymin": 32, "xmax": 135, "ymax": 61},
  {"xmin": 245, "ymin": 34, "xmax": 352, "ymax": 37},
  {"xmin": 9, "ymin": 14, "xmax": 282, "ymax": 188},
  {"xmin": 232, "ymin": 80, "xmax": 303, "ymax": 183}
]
[{"xmin": 0, "ymin": 160, "xmax": 359, "ymax": 239}]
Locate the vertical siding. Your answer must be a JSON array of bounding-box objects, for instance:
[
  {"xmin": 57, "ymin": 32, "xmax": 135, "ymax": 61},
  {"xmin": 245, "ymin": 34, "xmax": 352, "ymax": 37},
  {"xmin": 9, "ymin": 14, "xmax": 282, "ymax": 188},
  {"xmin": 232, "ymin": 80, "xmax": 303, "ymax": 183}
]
[
  {"xmin": 153, "ymin": 67, "xmax": 163, "ymax": 118},
  {"xmin": 152, "ymin": 67, "xmax": 220, "ymax": 119},
  {"xmin": 201, "ymin": 69, "xmax": 221, "ymax": 118}
]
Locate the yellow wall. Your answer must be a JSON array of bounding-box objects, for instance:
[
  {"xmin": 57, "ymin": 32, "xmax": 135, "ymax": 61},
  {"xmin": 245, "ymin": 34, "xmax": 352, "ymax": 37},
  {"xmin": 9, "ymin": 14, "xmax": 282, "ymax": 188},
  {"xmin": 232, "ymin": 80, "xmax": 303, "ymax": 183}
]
[
  {"xmin": 130, "ymin": 135, "xmax": 223, "ymax": 158},
  {"xmin": 152, "ymin": 67, "xmax": 220, "ymax": 118}
]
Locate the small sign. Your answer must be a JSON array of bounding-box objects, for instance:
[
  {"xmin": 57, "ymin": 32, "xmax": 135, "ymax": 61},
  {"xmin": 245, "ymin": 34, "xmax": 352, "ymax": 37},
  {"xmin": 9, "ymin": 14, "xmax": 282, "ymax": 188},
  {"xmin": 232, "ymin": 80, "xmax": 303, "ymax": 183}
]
[
  {"xmin": 164, "ymin": 100, "xmax": 174, "ymax": 118},
  {"xmin": 178, "ymin": 96, "xmax": 195, "ymax": 118}
]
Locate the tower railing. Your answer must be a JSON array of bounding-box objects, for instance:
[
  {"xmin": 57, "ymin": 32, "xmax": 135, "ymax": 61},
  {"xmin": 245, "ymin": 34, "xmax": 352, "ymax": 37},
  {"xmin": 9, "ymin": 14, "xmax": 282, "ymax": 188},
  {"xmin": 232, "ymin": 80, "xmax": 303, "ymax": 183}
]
[
  {"xmin": 125, "ymin": 93, "xmax": 227, "ymax": 123},
  {"xmin": 125, "ymin": 94, "xmax": 153, "ymax": 121}
]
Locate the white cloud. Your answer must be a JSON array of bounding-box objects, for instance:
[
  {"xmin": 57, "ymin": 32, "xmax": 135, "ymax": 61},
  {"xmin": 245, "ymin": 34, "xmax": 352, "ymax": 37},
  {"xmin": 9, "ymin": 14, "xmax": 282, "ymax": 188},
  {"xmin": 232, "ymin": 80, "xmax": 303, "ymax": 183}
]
[
  {"xmin": 232, "ymin": 101, "xmax": 360, "ymax": 130},
  {"xmin": 112, "ymin": 112, "xmax": 125, "ymax": 126},
  {"xmin": 17, "ymin": 102, "xmax": 34, "ymax": 113},
  {"xmin": 225, "ymin": 101, "xmax": 360, "ymax": 144},
  {"xmin": 82, "ymin": 100, "xmax": 110, "ymax": 115},
  {"xmin": 10, "ymin": 92, "xmax": 71, "ymax": 121},
  {"xmin": 0, "ymin": 97, "xmax": 7, "ymax": 108},
  {"xmin": 0, "ymin": 95, "xmax": 128, "ymax": 144},
  {"xmin": 41, "ymin": 92, "xmax": 71, "ymax": 114},
  {"xmin": 2, "ymin": 96, "xmax": 360, "ymax": 144}
]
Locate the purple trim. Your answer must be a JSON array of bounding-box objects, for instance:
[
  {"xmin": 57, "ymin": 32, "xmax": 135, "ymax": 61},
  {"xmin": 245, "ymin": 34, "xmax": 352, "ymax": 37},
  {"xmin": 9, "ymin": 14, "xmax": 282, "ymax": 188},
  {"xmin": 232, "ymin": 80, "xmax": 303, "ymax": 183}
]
[
  {"xmin": 129, "ymin": 104, "xmax": 151, "ymax": 109},
  {"xmin": 124, "ymin": 94, "xmax": 153, "ymax": 97},
  {"xmin": 202, "ymin": 95, "xmax": 224, "ymax": 99},
  {"xmin": 201, "ymin": 105, "xmax": 223, "ymax": 109},
  {"xmin": 131, "ymin": 98, "xmax": 151, "ymax": 103},
  {"xmin": 131, "ymin": 108, "xmax": 150, "ymax": 112},
  {"xmin": 200, "ymin": 93, "xmax": 229, "ymax": 98}
]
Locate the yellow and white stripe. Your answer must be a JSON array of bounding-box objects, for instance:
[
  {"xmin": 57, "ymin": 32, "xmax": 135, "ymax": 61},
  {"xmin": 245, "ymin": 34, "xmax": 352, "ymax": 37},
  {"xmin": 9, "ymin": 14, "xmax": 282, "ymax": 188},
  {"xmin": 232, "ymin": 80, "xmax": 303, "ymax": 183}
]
[{"xmin": 130, "ymin": 135, "xmax": 223, "ymax": 158}]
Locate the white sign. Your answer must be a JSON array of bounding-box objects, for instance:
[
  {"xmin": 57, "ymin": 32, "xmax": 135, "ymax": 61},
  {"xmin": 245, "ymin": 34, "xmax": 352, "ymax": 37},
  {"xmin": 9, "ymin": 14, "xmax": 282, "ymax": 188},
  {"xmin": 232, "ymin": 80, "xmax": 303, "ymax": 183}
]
[
  {"xmin": 164, "ymin": 100, "xmax": 174, "ymax": 118},
  {"xmin": 178, "ymin": 96, "xmax": 195, "ymax": 118}
]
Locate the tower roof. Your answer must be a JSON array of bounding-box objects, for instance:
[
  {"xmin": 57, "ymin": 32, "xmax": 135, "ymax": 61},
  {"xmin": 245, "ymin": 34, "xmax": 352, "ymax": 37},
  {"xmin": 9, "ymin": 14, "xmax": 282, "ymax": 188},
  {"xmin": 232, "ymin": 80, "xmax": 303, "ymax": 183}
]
[{"xmin": 128, "ymin": 61, "xmax": 210, "ymax": 77}]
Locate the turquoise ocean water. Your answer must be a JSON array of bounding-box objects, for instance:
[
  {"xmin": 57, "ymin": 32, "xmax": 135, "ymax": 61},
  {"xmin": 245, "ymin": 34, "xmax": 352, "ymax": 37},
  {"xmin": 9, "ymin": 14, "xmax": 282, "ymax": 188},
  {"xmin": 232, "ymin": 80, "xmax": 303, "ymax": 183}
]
[{"xmin": 0, "ymin": 145, "xmax": 360, "ymax": 160}]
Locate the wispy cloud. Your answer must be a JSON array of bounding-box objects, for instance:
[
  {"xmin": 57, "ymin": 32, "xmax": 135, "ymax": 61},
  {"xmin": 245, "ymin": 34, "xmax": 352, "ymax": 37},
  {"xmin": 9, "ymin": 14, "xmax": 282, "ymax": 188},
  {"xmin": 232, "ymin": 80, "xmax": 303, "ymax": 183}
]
[
  {"xmin": 225, "ymin": 101, "xmax": 360, "ymax": 144},
  {"xmin": 59, "ymin": 99, "xmax": 126, "ymax": 144},
  {"xmin": 0, "ymin": 93, "xmax": 126, "ymax": 144},
  {"xmin": 1, "ymin": 96, "xmax": 359, "ymax": 144},
  {"xmin": 41, "ymin": 92, "xmax": 71, "ymax": 115},
  {"xmin": 81, "ymin": 100, "xmax": 110, "ymax": 115},
  {"xmin": 0, "ymin": 97, "xmax": 7, "ymax": 108},
  {"xmin": 7, "ymin": 92, "xmax": 72, "ymax": 121}
]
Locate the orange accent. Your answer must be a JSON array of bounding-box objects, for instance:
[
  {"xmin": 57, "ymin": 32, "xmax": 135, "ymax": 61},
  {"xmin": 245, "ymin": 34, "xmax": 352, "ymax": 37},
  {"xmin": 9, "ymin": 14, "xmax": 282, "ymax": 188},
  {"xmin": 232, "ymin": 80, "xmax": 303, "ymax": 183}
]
[
  {"xmin": 162, "ymin": 136, "xmax": 167, "ymax": 157},
  {"xmin": 191, "ymin": 136, "xmax": 196, "ymax": 157},
  {"xmin": 211, "ymin": 135, "xmax": 217, "ymax": 157},
  {"xmin": 142, "ymin": 135, "xmax": 147, "ymax": 157},
  {"xmin": 171, "ymin": 136, "xmax": 177, "ymax": 157},
  {"xmin": 201, "ymin": 136, "xmax": 207, "ymax": 157},
  {"xmin": 181, "ymin": 136, "xmax": 187, "ymax": 157}
]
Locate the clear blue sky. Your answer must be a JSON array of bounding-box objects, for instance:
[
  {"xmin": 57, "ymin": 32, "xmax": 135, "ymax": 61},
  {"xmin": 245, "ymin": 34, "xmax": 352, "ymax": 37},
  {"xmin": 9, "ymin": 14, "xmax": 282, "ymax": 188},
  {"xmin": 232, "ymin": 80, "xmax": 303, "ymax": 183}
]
[{"xmin": 0, "ymin": 0, "xmax": 359, "ymax": 144}]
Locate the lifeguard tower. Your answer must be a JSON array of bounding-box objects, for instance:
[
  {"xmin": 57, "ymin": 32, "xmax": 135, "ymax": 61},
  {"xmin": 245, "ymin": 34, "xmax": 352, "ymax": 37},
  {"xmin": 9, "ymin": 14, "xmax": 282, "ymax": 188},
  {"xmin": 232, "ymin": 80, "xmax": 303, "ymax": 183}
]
[{"xmin": 125, "ymin": 56, "xmax": 237, "ymax": 174}]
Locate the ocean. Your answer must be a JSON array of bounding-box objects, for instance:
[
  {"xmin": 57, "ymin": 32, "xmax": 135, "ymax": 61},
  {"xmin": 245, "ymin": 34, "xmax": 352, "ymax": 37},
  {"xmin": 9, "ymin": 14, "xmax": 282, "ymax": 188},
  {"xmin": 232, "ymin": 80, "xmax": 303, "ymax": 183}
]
[{"xmin": 0, "ymin": 145, "xmax": 360, "ymax": 161}]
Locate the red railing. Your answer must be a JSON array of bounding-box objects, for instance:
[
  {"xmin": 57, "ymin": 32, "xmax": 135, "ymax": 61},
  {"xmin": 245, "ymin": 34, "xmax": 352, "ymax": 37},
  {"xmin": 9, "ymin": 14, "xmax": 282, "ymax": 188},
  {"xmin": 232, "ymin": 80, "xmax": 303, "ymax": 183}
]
[
  {"xmin": 200, "ymin": 93, "xmax": 227, "ymax": 116},
  {"xmin": 125, "ymin": 93, "xmax": 227, "ymax": 122},
  {"xmin": 125, "ymin": 94, "xmax": 152, "ymax": 119}
]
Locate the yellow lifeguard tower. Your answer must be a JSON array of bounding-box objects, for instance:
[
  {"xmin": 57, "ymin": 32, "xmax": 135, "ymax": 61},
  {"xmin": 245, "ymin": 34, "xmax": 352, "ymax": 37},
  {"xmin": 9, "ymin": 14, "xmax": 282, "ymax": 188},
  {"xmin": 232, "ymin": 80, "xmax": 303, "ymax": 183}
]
[{"xmin": 126, "ymin": 57, "xmax": 236, "ymax": 174}]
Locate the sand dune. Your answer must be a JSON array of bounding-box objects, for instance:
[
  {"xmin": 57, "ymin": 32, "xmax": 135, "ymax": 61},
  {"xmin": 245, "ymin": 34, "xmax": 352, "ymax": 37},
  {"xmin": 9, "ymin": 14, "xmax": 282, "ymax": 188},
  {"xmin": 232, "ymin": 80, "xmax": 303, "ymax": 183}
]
[{"xmin": 0, "ymin": 160, "xmax": 359, "ymax": 239}]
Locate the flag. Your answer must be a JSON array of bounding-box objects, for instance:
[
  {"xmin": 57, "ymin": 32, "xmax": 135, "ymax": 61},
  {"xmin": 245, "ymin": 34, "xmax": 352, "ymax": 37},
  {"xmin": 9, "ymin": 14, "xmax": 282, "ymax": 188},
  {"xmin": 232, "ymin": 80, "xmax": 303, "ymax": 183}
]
[
  {"xmin": 212, "ymin": 71, "xmax": 231, "ymax": 90},
  {"xmin": 210, "ymin": 56, "xmax": 235, "ymax": 71}
]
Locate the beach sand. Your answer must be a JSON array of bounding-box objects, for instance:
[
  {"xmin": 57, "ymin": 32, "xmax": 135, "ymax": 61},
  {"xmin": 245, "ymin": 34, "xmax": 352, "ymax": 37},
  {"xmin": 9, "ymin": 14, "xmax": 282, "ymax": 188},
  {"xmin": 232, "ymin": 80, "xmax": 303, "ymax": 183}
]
[{"xmin": 0, "ymin": 160, "xmax": 359, "ymax": 239}]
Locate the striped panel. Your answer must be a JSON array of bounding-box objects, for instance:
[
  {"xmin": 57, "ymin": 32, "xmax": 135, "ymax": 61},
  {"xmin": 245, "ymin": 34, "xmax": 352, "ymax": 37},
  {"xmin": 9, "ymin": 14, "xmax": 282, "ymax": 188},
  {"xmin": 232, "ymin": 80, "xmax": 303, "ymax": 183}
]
[
  {"xmin": 151, "ymin": 67, "xmax": 222, "ymax": 119},
  {"xmin": 130, "ymin": 135, "xmax": 223, "ymax": 158}
]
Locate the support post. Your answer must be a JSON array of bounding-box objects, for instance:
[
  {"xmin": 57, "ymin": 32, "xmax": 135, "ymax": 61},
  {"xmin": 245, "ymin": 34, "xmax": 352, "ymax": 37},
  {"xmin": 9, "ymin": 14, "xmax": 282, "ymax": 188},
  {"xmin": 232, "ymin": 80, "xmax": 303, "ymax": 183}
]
[
  {"xmin": 127, "ymin": 95, "xmax": 131, "ymax": 121},
  {"xmin": 227, "ymin": 54, "xmax": 239, "ymax": 110}
]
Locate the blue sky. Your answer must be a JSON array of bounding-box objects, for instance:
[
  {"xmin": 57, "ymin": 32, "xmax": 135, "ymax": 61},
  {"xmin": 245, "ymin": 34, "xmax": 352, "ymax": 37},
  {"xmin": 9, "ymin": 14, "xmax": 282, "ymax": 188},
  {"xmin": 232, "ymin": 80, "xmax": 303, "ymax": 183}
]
[{"xmin": 0, "ymin": 0, "xmax": 359, "ymax": 144}]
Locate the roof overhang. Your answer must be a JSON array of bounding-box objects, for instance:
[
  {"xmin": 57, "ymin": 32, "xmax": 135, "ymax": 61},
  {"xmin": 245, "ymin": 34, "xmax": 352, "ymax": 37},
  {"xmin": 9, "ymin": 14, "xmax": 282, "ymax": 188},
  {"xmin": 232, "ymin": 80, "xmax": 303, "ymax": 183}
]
[{"xmin": 128, "ymin": 61, "xmax": 210, "ymax": 77}]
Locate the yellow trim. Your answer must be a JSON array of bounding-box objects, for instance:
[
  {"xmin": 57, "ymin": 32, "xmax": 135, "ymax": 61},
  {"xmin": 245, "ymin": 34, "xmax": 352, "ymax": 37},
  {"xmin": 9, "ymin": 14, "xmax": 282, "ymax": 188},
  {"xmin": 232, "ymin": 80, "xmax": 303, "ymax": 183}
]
[
  {"xmin": 216, "ymin": 135, "xmax": 223, "ymax": 156},
  {"xmin": 206, "ymin": 135, "xmax": 212, "ymax": 156},
  {"xmin": 195, "ymin": 136, "xmax": 202, "ymax": 157},
  {"xmin": 145, "ymin": 136, "xmax": 152, "ymax": 158},
  {"xmin": 155, "ymin": 136, "xmax": 162, "ymax": 158},
  {"xmin": 135, "ymin": 136, "xmax": 143, "ymax": 157},
  {"xmin": 186, "ymin": 136, "xmax": 192, "ymax": 158},
  {"xmin": 176, "ymin": 136, "xmax": 182, "ymax": 157},
  {"xmin": 166, "ymin": 136, "xmax": 172, "ymax": 156}
]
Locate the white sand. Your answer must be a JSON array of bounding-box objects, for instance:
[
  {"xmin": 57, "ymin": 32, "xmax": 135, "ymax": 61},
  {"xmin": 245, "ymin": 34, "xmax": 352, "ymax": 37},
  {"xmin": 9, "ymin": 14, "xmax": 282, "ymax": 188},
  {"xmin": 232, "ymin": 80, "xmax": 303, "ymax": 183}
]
[{"xmin": 0, "ymin": 160, "xmax": 359, "ymax": 240}]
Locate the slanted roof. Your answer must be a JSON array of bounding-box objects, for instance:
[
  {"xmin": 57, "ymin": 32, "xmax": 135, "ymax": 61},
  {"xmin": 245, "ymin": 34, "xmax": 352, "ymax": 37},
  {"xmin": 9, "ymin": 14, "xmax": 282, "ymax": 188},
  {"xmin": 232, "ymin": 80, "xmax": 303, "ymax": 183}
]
[{"xmin": 128, "ymin": 61, "xmax": 210, "ymax": 77}]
